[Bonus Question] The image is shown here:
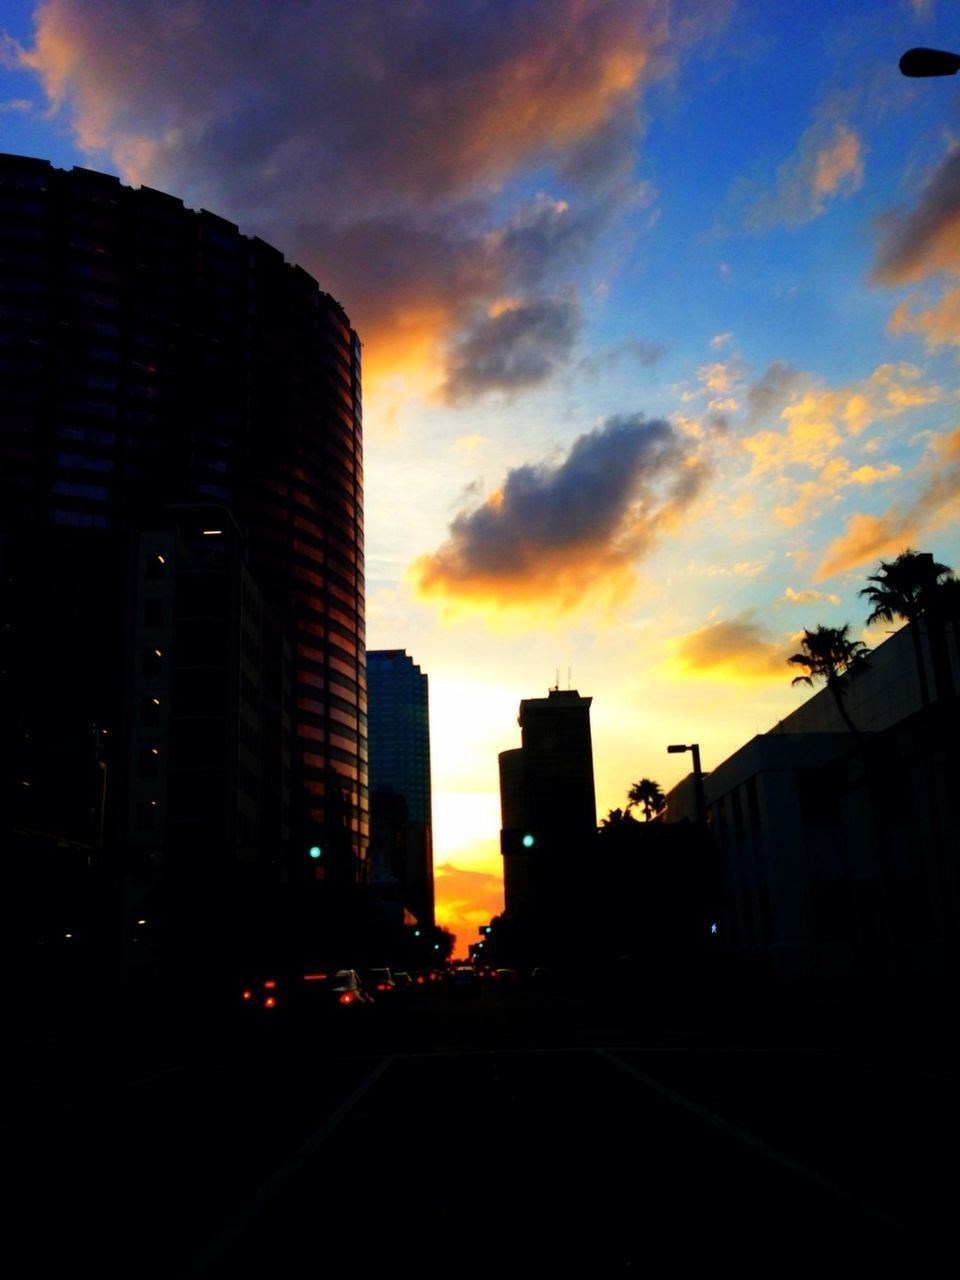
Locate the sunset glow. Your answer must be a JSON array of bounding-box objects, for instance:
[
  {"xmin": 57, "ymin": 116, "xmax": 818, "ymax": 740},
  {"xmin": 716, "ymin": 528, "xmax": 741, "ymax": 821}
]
[{"xmin": 3, "ymin": 0, "xmax": 960, "ymax": 954}]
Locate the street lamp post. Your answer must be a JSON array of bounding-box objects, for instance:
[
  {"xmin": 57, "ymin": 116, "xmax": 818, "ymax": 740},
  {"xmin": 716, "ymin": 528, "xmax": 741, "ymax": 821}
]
[{"xmin": 667, "ymin": 743, "xmax": 707, "ymax": 828}]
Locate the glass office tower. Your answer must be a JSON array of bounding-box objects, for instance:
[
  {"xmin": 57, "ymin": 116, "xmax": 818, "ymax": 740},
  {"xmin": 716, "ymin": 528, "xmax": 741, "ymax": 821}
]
[{"xmin": 366, "ymin": 649, "xmax": 434, "ymax": 927}]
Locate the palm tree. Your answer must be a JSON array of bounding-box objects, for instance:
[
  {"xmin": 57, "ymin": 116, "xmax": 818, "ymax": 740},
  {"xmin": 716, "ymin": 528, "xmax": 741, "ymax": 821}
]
[
  {"xmin": 599, "ymin": 807, "xmax": 637, "ymax": 831},
  {"xmin": 627, "ymin": 778, "xmax": 666, "ymax": 822},
  {"xmin": 788, "ymin": 624, "xmax": 871, "ymax": 738},
  {"xmin": 859, "ymin": 548, "xmax": 954, "ymax": 705}
]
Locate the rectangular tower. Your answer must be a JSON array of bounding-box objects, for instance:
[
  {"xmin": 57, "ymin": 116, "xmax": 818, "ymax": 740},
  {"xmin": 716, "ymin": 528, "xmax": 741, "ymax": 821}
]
[
  {"xmin": 366, "ymin": 650, "xmax": 434, "ymax": 927},
  {"xmin": 499, "ymin": 688, "xmax": 596, "ymax": 926}
]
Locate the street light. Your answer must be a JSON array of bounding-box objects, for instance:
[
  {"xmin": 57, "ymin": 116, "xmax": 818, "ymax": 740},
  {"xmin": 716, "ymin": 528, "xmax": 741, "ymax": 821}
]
[
  {"xmin": 667, "ymin": 743, "xmax": 707, "ymax": 827},
  {"xmin": 900, "ymin": 47, "xmax": 960, "ymax": 77}
]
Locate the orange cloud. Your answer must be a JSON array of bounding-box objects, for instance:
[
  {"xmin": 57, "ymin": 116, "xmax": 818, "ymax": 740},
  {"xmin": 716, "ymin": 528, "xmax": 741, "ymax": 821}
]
[
  {"xmin": 783, "ymin": 587, "xmax": 841, "ymax": 606},
  {"xmin": 888, "ymin": 287, "xmax": 960, "ymax": 350},
  {"xmin": 434, "ymin": 863, "xmax": 504, "ymax": 955},
  {"xmin": 815, "ymin": 426, "xmax": 960, "ymax": 578},
  {"xmin": 412, "ymin": 414, "xmax": 708, "ymax": 614},
  {"xmin": 816, "ymin": 511, "xmax": 919, "ymax": 580},
  {"xmin": 16, "ymin": 0, "xmax": 724, "ymax": 399},
  {"xmin": 813, "ymin": 124, "xmax": 863, "ymax": 199},
  {"xmin": 873, "ymin": 147, "xmax": 960, "ymax": 285},
  {"xmin": 745, "ymin": 114, "xmax": 864, "ymax": 230},
  {"xmin": 742, "ymin": 364, "xmax": 941, "ymax": 480},
  {"xmin": 671, "ymin": 612, "xmax": 790, "ymax": 681}
]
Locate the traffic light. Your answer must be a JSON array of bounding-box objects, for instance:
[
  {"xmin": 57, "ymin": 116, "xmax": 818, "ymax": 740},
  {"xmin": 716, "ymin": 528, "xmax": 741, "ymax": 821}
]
[
  {"xmin": 308, "ymin": 845, "xmax": 322, "ymax": 860},
  {"xmin": 501, "ymin": 828, "xmax": 538, "ymax": 856}
]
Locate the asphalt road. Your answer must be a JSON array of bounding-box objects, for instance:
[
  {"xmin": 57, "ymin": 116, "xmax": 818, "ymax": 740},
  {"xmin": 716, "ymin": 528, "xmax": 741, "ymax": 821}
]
[{"xmin": 4, "ymin": 983, "xmax": 958, "ymax": 1277}]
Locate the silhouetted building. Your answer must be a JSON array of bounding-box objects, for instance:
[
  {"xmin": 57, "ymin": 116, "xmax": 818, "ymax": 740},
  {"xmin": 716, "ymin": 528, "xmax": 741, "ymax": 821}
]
[
  {"xmin": 499, "ymin": 688, "xmax": 597, "ymax": 928},
  {"xmin": 664, "ymin": 625, "xmax": 960, "ymax": 983},
  {"xmin": 366, "ymin": 649, "xmax": 434, "ymax": 927},
  {"xmin": 0, "ymin": 155, "xmax": 367, "ymax": 983}
]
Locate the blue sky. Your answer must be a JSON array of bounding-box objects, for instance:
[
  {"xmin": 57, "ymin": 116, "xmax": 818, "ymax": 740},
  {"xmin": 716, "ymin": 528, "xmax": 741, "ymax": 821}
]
[{"xmin": 3, "ymin": 1, "xmax": 959, "ymax": 944}]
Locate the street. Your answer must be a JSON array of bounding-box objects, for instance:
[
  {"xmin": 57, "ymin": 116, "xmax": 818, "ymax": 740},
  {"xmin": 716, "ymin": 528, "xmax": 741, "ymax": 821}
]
[{"xmin": 3, "ymin": 982, "xmax": 958, "ymax": 1277}]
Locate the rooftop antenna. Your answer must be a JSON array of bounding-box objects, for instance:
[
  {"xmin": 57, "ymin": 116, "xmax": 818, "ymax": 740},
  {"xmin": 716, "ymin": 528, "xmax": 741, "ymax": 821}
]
[
  {"xmin": 553, "ymin": 668, "xmax": 559, "ymax": 692},
  {"xmin": 567, "ymin": 667, "xmax": 572, "ymax": 690}
]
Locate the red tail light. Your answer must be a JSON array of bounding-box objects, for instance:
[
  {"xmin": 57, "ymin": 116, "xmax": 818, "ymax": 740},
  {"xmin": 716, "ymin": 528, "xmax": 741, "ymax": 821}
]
[
  {"xmin": 242, "ymin": 990, "xmax": 252, "ymax": 1000},
  {"xmin": 303, "ymin": 973, "xmax": 328, "ymax": 981},
  {"xmin": 264, "ymin": 980, "xmax": 277, "ymax": 989},
  {"xmin": 339, "ymin": 992, "xmax": 354, "ymax": 1005},
  {"xmin": 264, "ymin": 996, "xmax": 277, "ymax": 1009}
]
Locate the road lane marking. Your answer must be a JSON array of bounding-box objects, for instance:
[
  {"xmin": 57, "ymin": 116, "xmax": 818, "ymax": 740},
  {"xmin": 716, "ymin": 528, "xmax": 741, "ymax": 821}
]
[
  {"xmin": 802, "ymin": 1045, "xmax": 960, "ymax": 1088},
  {"xmin": 0, "ymin": 1067, "xmax": 180, "ymax": 1131},
  {"xmin": 171, "ymin": 1055, "xmax": 394, "ymax": 1279},
  {"xmin": 596, "ymin": 1048, "xmax": 952, "ymax": 1264}
]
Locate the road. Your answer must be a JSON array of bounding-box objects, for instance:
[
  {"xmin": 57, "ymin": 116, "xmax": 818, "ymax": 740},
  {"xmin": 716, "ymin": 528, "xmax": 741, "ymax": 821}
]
[{"xmin": 3, "ymin": 982, "xmax": 958, "ymax": 1276}]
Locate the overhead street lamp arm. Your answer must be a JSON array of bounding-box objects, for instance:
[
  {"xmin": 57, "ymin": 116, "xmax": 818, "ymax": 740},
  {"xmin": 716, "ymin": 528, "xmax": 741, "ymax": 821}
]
[{"xmin": 900, "ymin": 47, "xmax": 960, "ymax": 77}]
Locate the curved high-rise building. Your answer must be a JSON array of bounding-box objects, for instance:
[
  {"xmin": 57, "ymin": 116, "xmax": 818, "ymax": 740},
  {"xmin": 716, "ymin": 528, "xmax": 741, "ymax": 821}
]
[{"xmin": 0, "ymin": 155, "xmax": 367, "ymax": 892}]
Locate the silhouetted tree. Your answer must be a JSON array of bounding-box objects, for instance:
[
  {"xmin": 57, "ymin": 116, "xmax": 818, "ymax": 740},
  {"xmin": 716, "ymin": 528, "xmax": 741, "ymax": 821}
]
[
  {"xmin": 788, "ymin": 624, "xmax": 871, "ymax": 739},
  {"xmin": 627, "ymin": 778, "xmax": 666, "ymax": 822},
  {"xmin": 599, "ymin": 807, "xmax": 638, "ymax": 832},
  {"xmin": 859, "ymin": 548, "xmax": 953, "ymax": 705}
]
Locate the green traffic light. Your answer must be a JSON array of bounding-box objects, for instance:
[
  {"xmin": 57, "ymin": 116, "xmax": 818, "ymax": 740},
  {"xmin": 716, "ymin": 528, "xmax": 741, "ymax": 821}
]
[
  {"xmin": 522, "ymin": 833, "xmax": 535, "ymax": 848},
  {"xmin": 309, "ymin": 845, "xmax": 322, "ymax": 859}
]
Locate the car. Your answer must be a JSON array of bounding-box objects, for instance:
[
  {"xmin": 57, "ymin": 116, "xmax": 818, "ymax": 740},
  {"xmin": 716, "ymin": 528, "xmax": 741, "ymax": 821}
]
[
  {"xmin": 239, "ymin": 967, "xmax": 374, "ymax": 1014},
  {"xmin": 239, "ymin": 975, "xmax": 284, "ymax": 1013},
  {"xmin": 530, "ymin": 966, "xmax": 559, "ymax": 988},
  {"xmin": 364, "ymin": 967, "xmax": 397, "ymax": 999},
  {"xmin": 304, "ymin": 968, "xmax": 374, "ymax": 1008},
  {"xmin": 449, "ymin": 964, "xmax": 479, "ymax": 996}
]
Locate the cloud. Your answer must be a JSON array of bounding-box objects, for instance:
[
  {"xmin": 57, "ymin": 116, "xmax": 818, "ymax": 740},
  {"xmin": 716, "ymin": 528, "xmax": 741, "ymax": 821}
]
[
  {"xmin": 888, "ymin": 286, "xmax": 960, "ymax": 349},
  {"xmin": 847, "ymin": 463, "xmax": 901, "ymax": 485},
  {"xmin": 782, "ymin": 587, "xmax": 841, "ymax": 606},
  {"xmin": 696, "ymin": 361, "xmax": 739, "ymax": 395},
  {"xmin": 710, "ymin": 331, "xmax": 733, "ymax": 349},
  {"xmin": 672, "ymin": 612, "xmax": 789, "ymax": 680},
  {"xmin": 742, "ymin": 363, "xmax": 942, "ymax": 479},
  {"xmin": 873, "ymin": 147, "xmax": 960, "ymax": 285},
  {"xmin": 816, "ymin": 511, "xmax": 920, "ymax": 580},
  {"xmin": 434, "ymin": 862, "xmax": 504, "ymax": 945},
  {"xmin": 442, "ymin": 293, "xmax": 582, "ymax": 402},
  {"xmin": 815, "ymin": 425, "xmax": 960, "ymax": 578},
  {"xmin": 620, "ymin": 337, "xmax": 667, "ymax": 366},
  {"xmin": 412, "ymin": 414, "xmax": 708, "ymax": 612},
  {"xmin": 455, "ymin": 435, "xmax": 487, "ymax": 454},
  {"xmin": 15, "ymin": 0, "xmax": 725, "ymax": 400},
  {"xmin": 745, "ymin": 361, "xmax": 806, "ymax": 426},
  {"xmin": 578, "ymin": 336, "xmax": 666, "ymax": 380},
  {"xmin": 745, "ymin": 116, "xmax": 864, "ymax": 231}
]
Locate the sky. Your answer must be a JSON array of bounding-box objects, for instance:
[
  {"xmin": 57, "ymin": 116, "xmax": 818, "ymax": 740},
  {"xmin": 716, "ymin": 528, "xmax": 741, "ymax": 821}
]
[{"xmin": 3, "ymin": 0, "xmax": 960, "ymax": 955}]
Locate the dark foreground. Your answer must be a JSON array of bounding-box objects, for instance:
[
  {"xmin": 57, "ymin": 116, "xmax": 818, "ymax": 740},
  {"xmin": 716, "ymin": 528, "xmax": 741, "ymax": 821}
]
[{"xmin": 4, "ymin": 982, "xmax": 958, "ymax": 1277}]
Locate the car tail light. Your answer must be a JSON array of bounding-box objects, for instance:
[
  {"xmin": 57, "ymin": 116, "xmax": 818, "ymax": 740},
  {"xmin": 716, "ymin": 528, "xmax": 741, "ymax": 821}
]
[
  {"xmin": 339, "ymin": 992, "xmax": 355, "ymax": 1005},
  {"xmin": 264, "ymin": 979, "xmax": 277, "ymax": 989},
  {"xmin": 264, "ymin": 996, "xmax": 277, "ymax": 1009},
  {"xmin": 242, "ymin": 990, "xmax": 252, "ymax": 1001},
  {"xmin": 303, "ymin": 973, "xmax": 328, "ymax": 981},
  {"xmin": 376, "ymin": 983, "xmax": 389, "ymax": 990}
]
